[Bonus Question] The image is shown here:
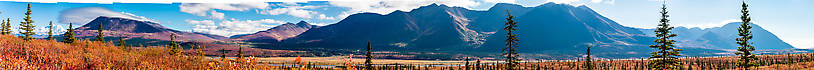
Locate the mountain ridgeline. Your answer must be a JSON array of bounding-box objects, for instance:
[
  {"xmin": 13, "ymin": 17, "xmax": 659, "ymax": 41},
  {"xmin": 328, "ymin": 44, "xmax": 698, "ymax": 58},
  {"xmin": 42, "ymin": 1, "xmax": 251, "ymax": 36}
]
[
  {"xmin": 232, "ymin": 21, "xmax": 317, "ymax": 43},
  {"xmin": 258, "ymin": 3, "xmax": 659, "ymax": 58},
  {"xmin": 71, "ymin": 3, "xmax": 794, "ymax": 59},
  {"xmin": 252, "ymin": 3, "xmax": 791, "ymax": 58},
  {"xmin": 74, "ymin": 16, "xmax": 227, "ymax": 42},
  {"xmin": 639, "ymin": 22, "xmax": 793, "ymax": 50}
]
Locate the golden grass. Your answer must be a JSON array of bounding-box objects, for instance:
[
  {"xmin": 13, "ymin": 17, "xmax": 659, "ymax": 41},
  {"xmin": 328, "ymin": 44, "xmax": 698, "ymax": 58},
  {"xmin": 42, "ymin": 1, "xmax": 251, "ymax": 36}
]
[
  {"xmin": 255, "ymin": 56, "xmax": 501, "ymax": 65},
  {"xmin": 5, "ymin": 34, "xmax": 814, "ymax": 70},
  {"xmin": 0, "ymin": 35, "xmax": 270, "ymax": 69}
]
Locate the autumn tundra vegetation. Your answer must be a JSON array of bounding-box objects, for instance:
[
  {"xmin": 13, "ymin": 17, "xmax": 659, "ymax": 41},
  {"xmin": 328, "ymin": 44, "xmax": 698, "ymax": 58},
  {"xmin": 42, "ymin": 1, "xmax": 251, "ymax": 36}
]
[{"xmin": 4, "ymin": 1, "xmax": 814, "ymax": 70}]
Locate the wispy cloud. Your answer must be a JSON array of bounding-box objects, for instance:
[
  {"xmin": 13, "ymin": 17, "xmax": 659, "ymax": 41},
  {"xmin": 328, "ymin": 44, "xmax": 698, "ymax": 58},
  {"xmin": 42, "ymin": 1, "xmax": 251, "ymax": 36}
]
[
  {"xmin": 179, "ymin": 3, "xmax": 269, "ymax": 19},
  {"xmin": 484, "ymin": 0, "xmax": 516, "ymax": 3},
  {"xmin": 59, "ymin": 7, "xmax": 156, "ymax": 25},
  {"xmin": 543, "ymin": 0, "xmax": 615, "ymax": 5},
  {"xmin": 186, "ymin": 19, "xmax": 285, "ymax": 36},
  {"xmin": 258, "ymin": 5, "xmax": 322, "ymax": 19},
  {"xmin": 329, "ymin": 0, "xmax": 481, "ymax": 19}
]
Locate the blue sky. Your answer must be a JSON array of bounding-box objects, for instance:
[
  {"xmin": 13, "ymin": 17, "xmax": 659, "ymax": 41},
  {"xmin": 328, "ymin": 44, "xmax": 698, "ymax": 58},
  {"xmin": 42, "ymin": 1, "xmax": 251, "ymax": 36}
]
[{"xmin": 0, "ymin": 0, "xmax": 811, "ymax": 49}]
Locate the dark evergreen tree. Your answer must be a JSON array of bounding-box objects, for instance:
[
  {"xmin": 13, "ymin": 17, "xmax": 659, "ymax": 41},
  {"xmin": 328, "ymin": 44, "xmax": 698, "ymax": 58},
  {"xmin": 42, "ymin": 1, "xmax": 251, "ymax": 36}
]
[
  {"xmin": 464, "ymin": 57, "xmax": 470, "ymax": 70},
  {"xmin": 63, "ymin": 23, "xmax": 76, "ymax": 43},
  {"xmin": 118, "ymin": 34, "xmax": 126, "ymax": 48},
  {"xmin": 218, "ymin": 48, "xmax": 228, "ymax": 61},
  {"xmin": 586, "ymin": 45, "xmax": 593, "ymax": 70},
  {"xmin": 476, "ymin": 59, "xmax": 481, "ymax": 70},
  {"xmin": 169, "ymin": 33, "xmax": 180, "ymax": 55},
  {"xmin": 19, "ymin": 3, "xmax": 36, "ymax": 41},
  {"xmin": 46, "ymin": 21, "xmax": 53, "ymax": 40},
  {"xmin": 95, "ymin": 21, "xmax": 104, "ymax": 42},
  {"xmin": 502, "ymin": 10, "xmax": 520, "ymax": 70},
  {"xmin": 365, "ymin": 41, "xmax": 373, "ymax": 70},
  {"xmin": 0, "ymin": 19, "xmax": 5, "ymax": 35},
  {"xmin": 1, "ymin": 18, "xmax": 10, "ymax": 35},
  {"xmin": 735, "ymin": 1, "xmax": 758, "ymax": 69},
  {"xmin": 649, "ymin": 3, "xmax": 682, "ymax": 70},
  {"xmin": 237, "ymin": 46, "xmax": 243, "ymax": 59}
]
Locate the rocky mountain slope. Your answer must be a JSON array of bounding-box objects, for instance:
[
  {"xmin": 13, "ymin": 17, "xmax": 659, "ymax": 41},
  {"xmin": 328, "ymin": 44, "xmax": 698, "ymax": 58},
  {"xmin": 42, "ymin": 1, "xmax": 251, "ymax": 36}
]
[{"xmin": 73, "ymin": 16, "xmax": 227, "ymax": 42}]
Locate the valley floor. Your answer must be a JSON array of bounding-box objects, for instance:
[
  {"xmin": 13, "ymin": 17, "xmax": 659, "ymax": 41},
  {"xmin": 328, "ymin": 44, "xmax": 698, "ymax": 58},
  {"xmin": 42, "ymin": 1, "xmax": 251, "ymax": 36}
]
[
  {"xmin": 4, "ymin": 34, "xmax": 814, "ymax": 70},
  {"xmin": 758, "ymin": 61, "xmax": 814, "ymax": 70}
]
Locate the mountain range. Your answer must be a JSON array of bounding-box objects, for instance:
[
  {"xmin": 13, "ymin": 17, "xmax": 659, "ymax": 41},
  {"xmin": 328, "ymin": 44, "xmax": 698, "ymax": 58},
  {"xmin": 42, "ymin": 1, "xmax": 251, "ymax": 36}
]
[
  {"xmin": 231, "ymin": 21, "xmax": 317, "ymax": 43},
  {"xmin": 73, "ymin": 16, "xmax": 227, "ymax": 43},
  {"xmin": 68, "ymin": 3, "xmax": 795, "ymax": 59},
  {"xmin": 640, "ymin": 22, "xmax": 794, "ymax": 50}
]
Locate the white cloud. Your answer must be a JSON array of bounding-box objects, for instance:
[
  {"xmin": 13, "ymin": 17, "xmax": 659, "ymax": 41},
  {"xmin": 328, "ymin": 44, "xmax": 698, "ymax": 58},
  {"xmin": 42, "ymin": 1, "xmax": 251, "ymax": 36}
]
[
  {"xmin": 59, "ymin": 7, "xmax": 157, "ymax": 25},
  {"xmin": 547, "ymin": 0, "xmax": 580, "ymax": 4},
  {"xmin": 34, "ymin": 22, "xmax": 66, "ymax": 36},
  {"xmin": 484, "ymin": 0, "xmax": 516, "ymax": 3},
  {"xmin": 542, "ymin": 0, "xmax": 615, "ymax": 5},
  {"xmin": 287, "ymin": 9, "xmax": 317, "ymax": 18},
  {"xmin": 209, "ymin": 10, "xmax": 225, "ymax": 19},
  {"xmin": 329, "ymin": 0, "xmax": 481, "ymax": 19},
  {"xmin": 282, "ymin": 2, "xmax": 299, "ymax": 5},
  {"xmin": 590, "ymin": 0, "xmax": 602, "ymax": 3},
  {"xmin": 317, "ymin": 14, "xmax": 335, "ymax": 20},
  {"xmin": 310, "ymin": 22, "xmax": 331, "ymax": 26},
  {"xmin": 259, "ymin": 4, "xmax": 321, "ymax": 19},
  {"xmin": 589, "ymin": 0, "xmax": 614, "ymax": 4},
  {"xmin": 179, "ymin": 3, "xmax": 270, "ymax": 19},
  {"xmin": 186, "ymin": 19, "xmax": 286, "ymax": 36}
]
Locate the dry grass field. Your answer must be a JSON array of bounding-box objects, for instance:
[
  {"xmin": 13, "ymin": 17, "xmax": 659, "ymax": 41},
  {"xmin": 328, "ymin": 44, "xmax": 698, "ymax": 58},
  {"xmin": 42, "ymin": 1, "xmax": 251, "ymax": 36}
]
[{"xmin": 4, "ymin": 34, "xmax": 814, "ymax": 70}]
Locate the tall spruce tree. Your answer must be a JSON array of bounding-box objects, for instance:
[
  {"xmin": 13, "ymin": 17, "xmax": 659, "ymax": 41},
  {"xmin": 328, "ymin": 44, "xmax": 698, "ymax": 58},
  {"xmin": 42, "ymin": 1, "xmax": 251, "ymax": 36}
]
[
  {"xmin": 0, "ymin": 19, "xmax": 5, "ymax": 35},
  {"xmin": 218, "ymin": 48, "xmax": 228, "ymax": 61},
  {"xmin": 237, "ymin": 46, "xmax": 243, "ymax": 59},
  {"xmin": 95, "ymin": 22, "xmax": 104, "ymax": 42},
  {"xmin": 502, "ymin": 10, "xmax": 520, "ymax": 70},
  {"xmin": 2, "ymin": 18, "xmax": 10, "ymax": 35},
  {"xmin": 63, "ymin": 23, "xmax": 76, "ymax": 43},
  {"xmin": 46, "ymin": 21, "xmax": 53, "ymax": 40},
  {"xmin": 465, "ymin": 57, "xmax": 470, "ymax": 70},
  {"xmin": 169, "ymin": 33, "xmax": 180, "ymax": 55},
  {"xmin": 365, "ymin": 41, "xmax": 373, "ymax": 70},
  {"xmin": 119, "ymin": 34, "xmax": 126, "ymax": 48},
  {"xmin": 586, "ymin": 45, "xmax": 593, "ymax": 70},
  {"xmin": 649, "ymin": 3, "xmax": 683, "ymax": 70},
  {"xmin": 735, "ymin": 1, "xmax": 758, "ymax": 69},
  {"xmin": 19, "ymin": 3, "xmax": 36, "ymax": 41}
]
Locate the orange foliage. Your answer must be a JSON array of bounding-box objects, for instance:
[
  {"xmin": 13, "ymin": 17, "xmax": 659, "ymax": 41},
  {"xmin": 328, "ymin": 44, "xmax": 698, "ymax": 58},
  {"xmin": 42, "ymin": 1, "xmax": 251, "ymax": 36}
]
[{"xmin": 0, "ymin": 35, "xmax": 274, "ymax": 69}]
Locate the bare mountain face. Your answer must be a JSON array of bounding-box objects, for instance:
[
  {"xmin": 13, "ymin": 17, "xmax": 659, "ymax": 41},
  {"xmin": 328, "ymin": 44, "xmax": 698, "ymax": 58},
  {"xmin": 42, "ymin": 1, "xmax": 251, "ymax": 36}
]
[
  {"xmin": 256, "ymin": 3, "xmax": 660, "ymax": 59},
  {"xmin": 479, "ymin": 3, "xmax": 657, "ymax": 58},
  {"xmin": 67, "ymin": 3, "xmax": 794, "ymax": 59},
  {"xmin": 74, "ymin": 16, "xmax": 227, "ymax": 42},
  {"xmin": 640, "ymin": 22, "xmax": 794, "ymax": 50},
  {"xmin": 272, "ymin": 4, "xmax": 485, "ymax": 50},
  {"xmin": 232, "ymin": 21, "xmax": 317, "ymax": 43},
  {"xmin": 252, "ymin": 3, "xmax": 793, "ymax": 59}
]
